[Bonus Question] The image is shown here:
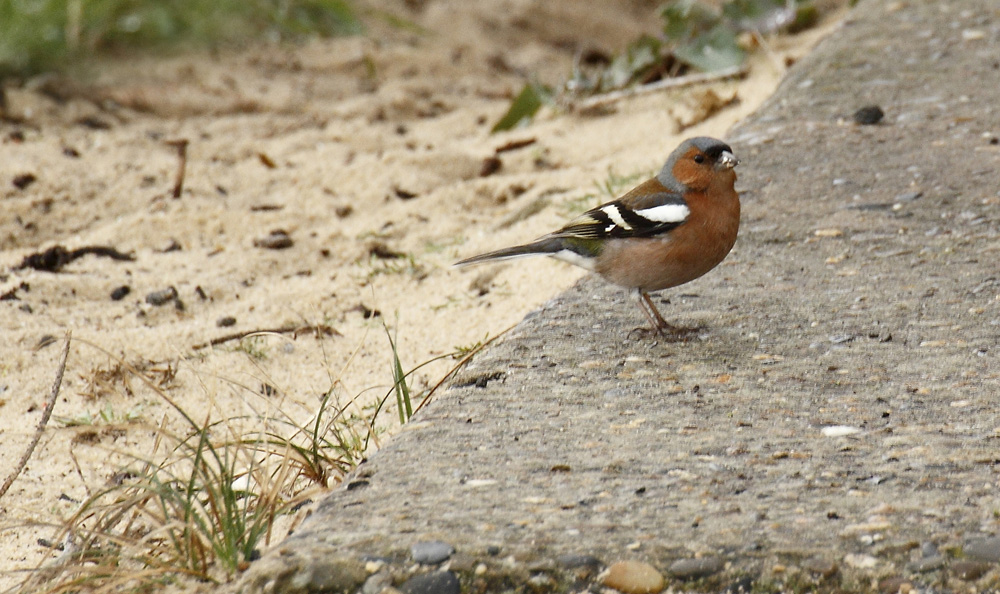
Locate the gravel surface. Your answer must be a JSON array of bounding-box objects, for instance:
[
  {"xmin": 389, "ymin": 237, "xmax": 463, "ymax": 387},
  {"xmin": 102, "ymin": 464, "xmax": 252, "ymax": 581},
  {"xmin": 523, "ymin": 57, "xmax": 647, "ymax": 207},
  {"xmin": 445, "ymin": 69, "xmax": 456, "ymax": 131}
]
[{"xmin": 237, "ymin": 0, "xmax": 1000, "ymax": 592}]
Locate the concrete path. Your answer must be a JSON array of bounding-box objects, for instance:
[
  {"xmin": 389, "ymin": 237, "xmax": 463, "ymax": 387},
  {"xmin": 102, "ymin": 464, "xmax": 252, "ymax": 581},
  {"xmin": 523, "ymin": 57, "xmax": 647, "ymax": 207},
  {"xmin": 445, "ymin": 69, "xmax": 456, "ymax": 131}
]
[{"xmin": 239, "ymin": 0, "xmax": 1000, "ymax": 592}]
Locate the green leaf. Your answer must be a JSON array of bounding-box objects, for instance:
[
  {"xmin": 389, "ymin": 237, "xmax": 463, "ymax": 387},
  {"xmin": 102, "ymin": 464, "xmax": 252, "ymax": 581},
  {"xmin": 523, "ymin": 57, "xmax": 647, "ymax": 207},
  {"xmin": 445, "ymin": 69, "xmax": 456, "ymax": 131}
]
[
  {"xmin": 674, "ymin": 24, "xmax": 746, "ymax": 72},
  {"xmin": 600, "ymin": 35, "xmax": 662, "ymax": 91},
  {"xmin": 723, "ymin": 0, "xmax": 784, "ymax": 25},
  {"xmin": 491, "ymin": 82, "xmax": 551, "ymax": 133},
  {"xmin": 723, "ymin": 0, "xmax": 816, "ymax": 34},
  {"xmin": 660, "ymin": 0, "xmax": 721, "ymax": 42}
]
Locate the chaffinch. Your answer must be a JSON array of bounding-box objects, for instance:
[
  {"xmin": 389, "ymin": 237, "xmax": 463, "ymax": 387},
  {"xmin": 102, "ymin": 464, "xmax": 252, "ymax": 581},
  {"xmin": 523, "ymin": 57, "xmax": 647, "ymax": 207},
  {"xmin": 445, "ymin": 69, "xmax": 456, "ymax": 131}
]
[{"xmin": 457, "ymin": 136, "xmax": 740, "ymax": 336}]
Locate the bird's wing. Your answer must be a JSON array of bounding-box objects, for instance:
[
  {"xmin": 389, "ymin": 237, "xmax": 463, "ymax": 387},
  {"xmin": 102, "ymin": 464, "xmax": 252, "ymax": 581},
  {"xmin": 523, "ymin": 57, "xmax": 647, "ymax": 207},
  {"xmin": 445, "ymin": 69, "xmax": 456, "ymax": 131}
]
[{"xmin": 555, "ymin": 191, "xmax": 690, "ymax": 240}]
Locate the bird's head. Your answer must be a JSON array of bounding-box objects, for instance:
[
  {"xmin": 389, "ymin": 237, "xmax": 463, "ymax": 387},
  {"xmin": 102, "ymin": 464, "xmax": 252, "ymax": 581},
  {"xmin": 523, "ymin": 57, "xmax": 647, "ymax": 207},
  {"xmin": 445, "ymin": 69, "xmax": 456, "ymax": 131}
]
[{"xmin": 658, "ymin": 136, "xmax": 738, "ymax": 192}]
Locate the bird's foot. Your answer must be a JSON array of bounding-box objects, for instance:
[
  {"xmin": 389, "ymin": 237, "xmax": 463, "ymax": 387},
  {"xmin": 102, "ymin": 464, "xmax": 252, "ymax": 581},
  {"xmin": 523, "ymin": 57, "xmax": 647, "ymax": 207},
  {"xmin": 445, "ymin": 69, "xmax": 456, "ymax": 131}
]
[{"xmin": 629, "ymin": 323, "xmax": 703, "ymax": 342}]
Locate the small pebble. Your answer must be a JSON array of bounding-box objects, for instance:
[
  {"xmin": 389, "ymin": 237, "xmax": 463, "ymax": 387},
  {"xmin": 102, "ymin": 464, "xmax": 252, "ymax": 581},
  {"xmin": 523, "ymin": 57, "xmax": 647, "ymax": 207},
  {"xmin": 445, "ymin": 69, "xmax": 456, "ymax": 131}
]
[
  {"xmin": 35, "ymin": 335, "xmax": 57, "ymax": 349},
  {"xmin": 480, "ymin": 156, "xmax": 503, "ymax": 177},
  {"xmin": 909, "ymin": 555, "xmax": 946, "ymax": 573},
  {"xmin": 146, "ymin": 286, "xmax": 178, "ymax": 306},
  {"xmin": 12, "ymin": 173, "xmax": 37, "ymax": 190},
  {"xmin": 920, "ymin": 541, "xmax": 939, "ymax": 558},
  {"xmin": 359, "ymin": 554, "xmax": 394, "ymax": 565},
  {"xmin": 853, "ymin": 105, "xmax": 884, "ymax": 125},
  {"xmin": 557, "ymin": 554, "xmax": 602, "ymax": 580},
  {"xmin": 821, "ymin": 425, "xmax": 860, "ymax": 437},
  {"xmin": 803, "ymin": 556, "xmax": 838, "ymax": 579},
  {"xmin": 160, "ymin": 239, "xmax": 183, "ymax": 253},
  {"xmin": 601, "ymin": 560, "xmax": 664, "ymax": 594},
  {"xmin": 410, "ymin": 540, "xmax": 454, "ymax": 564},
  {"xmin": 951, "ymin": 560, "xmax": 989, "ymax": 581},
  {"xmin": 253, "ymin": 230, "xmax": 294, "ymax": 250},
  {"xmin": 399, "ymin": 571, "xmax": 460, "ymax": 594},
  {"xmin": 667, "ymin": 556, "xmax": 723, "ymax": 580},
  {"xmin": 557, "ymin": 554, "xmax": 602, "ymax": 569},
  {"xmin": 217, "ymin": 316, "xmax": 237, "ymax": 328},
  {"xmin": 305, "ymin": 557, "xmax": 368, "ymax": 593},
  {"xmin": 394, "ymin": 187, "xmax": 418, "ymax": 200},
  {"xmin": 526, "ymin": 573, "xmax": 556, "ymax": 592},
  {"xmin": 878, "ymin": 576, "xmax": 913, "ymax": 594},
  {"xmin": 844, "ymin": 553, "xmax": 878, "ymax": 569},
  {"xmin": 362, "ymin": 571, "xmax": 394, "ymax": 594},
  {"xmin": 110, "ymin": 285, "xmax": 131, "ymax": 301},
  {"xmin": 965, "ymin": 536, "xmax": 1000, "ymax": 562},
  {"xmin": 895, "ymin": 191, "xmax": 922, "ymax": 202}
]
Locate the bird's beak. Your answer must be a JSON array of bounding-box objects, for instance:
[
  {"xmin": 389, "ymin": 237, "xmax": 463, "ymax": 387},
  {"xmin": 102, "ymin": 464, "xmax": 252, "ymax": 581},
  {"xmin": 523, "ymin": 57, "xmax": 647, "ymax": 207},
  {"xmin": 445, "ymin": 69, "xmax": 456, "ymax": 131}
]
[{"xmin": 718, "ymin": 150, "xmax": 739, "ymax": 169}]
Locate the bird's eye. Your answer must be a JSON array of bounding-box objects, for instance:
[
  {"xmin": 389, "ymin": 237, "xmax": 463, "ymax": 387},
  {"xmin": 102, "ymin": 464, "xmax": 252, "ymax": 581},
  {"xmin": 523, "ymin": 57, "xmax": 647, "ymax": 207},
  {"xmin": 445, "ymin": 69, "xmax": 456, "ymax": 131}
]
[{"xmin": 693, "ymin": 154, "xmax": 705, "ymax": 164}]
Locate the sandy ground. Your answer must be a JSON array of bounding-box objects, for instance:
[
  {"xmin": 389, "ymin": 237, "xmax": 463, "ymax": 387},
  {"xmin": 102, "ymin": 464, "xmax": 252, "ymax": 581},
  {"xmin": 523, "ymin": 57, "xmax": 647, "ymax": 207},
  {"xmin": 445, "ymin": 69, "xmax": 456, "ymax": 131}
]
[{"xmin": 0, "ymin": 0, "xmax": 844, "ymax": 588}]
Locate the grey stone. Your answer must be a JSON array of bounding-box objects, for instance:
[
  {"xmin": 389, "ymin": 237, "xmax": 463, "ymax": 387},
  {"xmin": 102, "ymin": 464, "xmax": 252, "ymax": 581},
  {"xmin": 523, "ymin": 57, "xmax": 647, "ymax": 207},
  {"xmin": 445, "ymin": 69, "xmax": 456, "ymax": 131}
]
[
  {"xmin": 802, "ymin": 556, "xmax": 838, "ymax": 579},
  {"xmin": 410, "ymin": 540, "xmax": 455, "ymax": 564},
  {"xmin": 909, "ymin": 555, "xmax": 946, "ymax": 573},
  {"xmin": 965, "ymin": 536, "xmax": 1000, "ymax": 563},
  {"xmin": 667, "ymin": 557, "xmax": 723, "ymax": 580},
  {"xmin": 878, "ymin": 576, "xmax": 914, "ymax": 594},
  {"xmin": 556, "ymin": 554, "xmax": 602, "ymax": 569},
  {"xmin": 952, "ymin": 560, "xmax": 990, "ymax": 581},
  {"xmin": 239, "ymin": 551, "xmax": 368, "ymax": 594},
  {"xmin": 895, "ymin": 191, "xmax": 923, "ymax": 202},
  {"xmin": 363, "ymin": 571, "xmax": 395, "ymax": 594},
  {"xmin": 145, "ymin": 286, "xmax": 178, "ymax": 306},
  {"xmin": 557, "ymin": 554, "xmax": 602, "ymax": 581},
  {"xmin": 399, "ymin": 571, "xmax": 460, "ymax": 594},
  {"xmin": 305, "ymin": 557, "xmax": 369, "ymax": 593}
]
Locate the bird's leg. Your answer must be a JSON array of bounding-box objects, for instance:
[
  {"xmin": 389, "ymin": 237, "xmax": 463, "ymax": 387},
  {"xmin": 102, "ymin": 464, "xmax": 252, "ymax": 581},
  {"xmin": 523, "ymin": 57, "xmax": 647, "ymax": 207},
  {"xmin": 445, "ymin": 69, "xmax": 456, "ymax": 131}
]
[
  {"xmin": 636, "ymin": 290, "xmax": 671, "ymax": 333},
  {"xmin": 634, "ymin": 290, "xmax": 700, "ymax": 339}
]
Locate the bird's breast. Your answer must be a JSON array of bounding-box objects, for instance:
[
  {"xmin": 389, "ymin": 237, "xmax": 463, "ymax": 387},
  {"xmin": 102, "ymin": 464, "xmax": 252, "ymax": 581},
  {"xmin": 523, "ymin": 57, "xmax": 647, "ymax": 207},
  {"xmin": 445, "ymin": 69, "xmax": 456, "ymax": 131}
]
[{"xmin": 594, "ymin": 186, "xmax": 739, "ymax": 292}]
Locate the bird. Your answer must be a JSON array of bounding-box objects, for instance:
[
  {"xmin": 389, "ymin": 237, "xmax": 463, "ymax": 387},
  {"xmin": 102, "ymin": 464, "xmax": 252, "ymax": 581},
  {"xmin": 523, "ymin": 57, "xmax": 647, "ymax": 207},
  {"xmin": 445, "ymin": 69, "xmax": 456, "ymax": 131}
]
[{"xmin": 456, "ymin": 136, "xmax": 740, "ymax": 337}]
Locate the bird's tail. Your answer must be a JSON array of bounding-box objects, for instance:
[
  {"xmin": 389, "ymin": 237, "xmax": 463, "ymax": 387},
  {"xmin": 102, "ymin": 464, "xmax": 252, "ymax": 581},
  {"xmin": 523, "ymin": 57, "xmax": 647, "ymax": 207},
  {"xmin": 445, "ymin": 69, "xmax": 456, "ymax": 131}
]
[{"xmin": 455, "ymin": 238, "xmax": 563, "ymax": 267}]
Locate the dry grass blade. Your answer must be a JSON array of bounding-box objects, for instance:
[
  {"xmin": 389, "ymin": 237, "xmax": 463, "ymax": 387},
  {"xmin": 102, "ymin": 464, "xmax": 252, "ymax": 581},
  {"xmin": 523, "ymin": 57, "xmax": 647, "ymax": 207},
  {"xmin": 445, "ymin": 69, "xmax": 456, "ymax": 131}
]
[{"xmin": 0, "ymin": 332, "xmax": 71, "ymax": 501}]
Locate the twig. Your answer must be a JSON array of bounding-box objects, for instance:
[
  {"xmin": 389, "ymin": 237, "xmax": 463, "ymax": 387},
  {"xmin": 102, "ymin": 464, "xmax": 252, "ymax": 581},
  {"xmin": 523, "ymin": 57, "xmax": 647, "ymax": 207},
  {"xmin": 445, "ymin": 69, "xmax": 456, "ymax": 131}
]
[
  {"xmin": 0, "ymin": 332, "xmax": 71, "ymax": 500},
  {"xmin": 15, "ymin": 244, "xmax": 135, "ymax": 272},
  {"xmin": 166, "ymin": 139, "xmax": 189, "ymax": 199},
  {"xmin": 572, "ymin": 65, "xmax": 748, "ymax": 112},
  {"xmin": 191, "ymin": 324, "xmax": 341, "ymax": 351}
]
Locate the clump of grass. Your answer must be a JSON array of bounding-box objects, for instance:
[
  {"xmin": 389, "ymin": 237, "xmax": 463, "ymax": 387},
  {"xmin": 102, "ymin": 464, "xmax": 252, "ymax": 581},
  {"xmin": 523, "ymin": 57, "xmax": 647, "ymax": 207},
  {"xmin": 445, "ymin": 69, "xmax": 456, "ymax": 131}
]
[
  {"xmin": 18, "ymin": 324, "xmax": 492, "ymax": 592},
  {"xmin": 18, "ymin": 344, "xmax": 367, "ymax": 592},
  {"xmin": 29, "ymin": 411, "xmax": 363, "ymax": 591},
  {"xmin": 365, "ymin": 253, "xmax": 427, "ymax": 281},
  {"xmin": 0, "ymin": 0, "xmax": 361, "ymax": 79},
  {"xmin": 234, "ymin": 336, "xmax": 271, "ymax": 360},
  {"xmin": 56, "ymin": 401, "xmax": 148, "ymax": 427}
]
